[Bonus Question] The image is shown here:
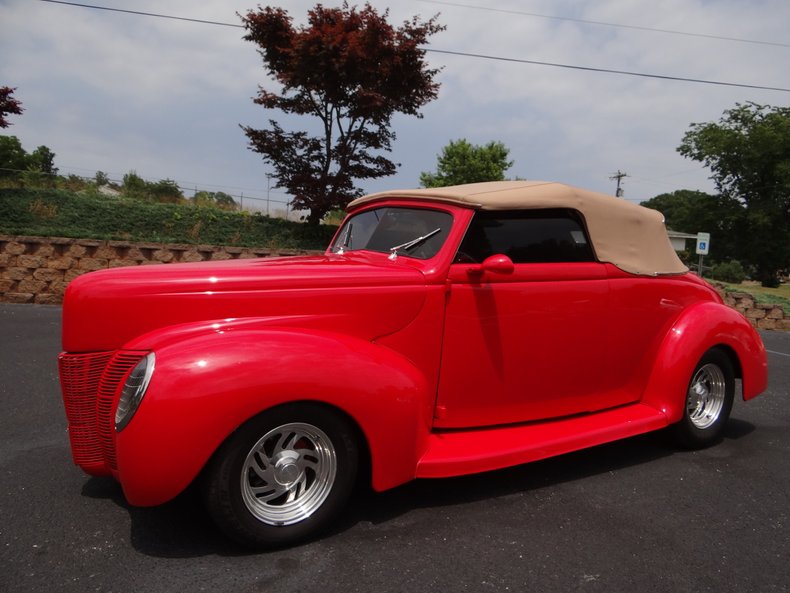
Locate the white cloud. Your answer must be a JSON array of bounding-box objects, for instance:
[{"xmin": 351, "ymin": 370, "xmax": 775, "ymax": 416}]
[{"xmin": 1, "ymin": 0, "xmax": 788, "ymax": 206}]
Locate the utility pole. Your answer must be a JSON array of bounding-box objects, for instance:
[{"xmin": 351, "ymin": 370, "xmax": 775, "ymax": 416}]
[
  {"xmin": 609, "ymin": 170, "xmax": 628, "ymax": 197},
  {"xmin": 265, "ymin": 173, "xmax": 273, "ymax": 216}
]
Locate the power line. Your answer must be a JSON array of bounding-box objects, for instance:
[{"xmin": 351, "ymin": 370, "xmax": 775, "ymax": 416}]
[
  {"xmin": 45, "ymin": 0, "xmax": 790, "ymax": 49},
  {"xmin": 38, "ymin": 0, "xmax": 790, "ymax": 93},
  {"xmin": 418, "ymin": 0, "xmax": 790, "ymax": 49},
  {"xmin": 39, "ymin": 0, "xmax": 242, "ymax": 28},
  {"xmin": 429, "ymin": 48, "xmax": 790, "ymax": 92}
]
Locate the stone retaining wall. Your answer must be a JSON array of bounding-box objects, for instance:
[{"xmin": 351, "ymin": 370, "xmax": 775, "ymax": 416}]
[
  {"xmin": 722, "ymin": 290, "xmax": 790, "ymax": 331},
  {"xmin": 0, "ymin": 235, "xmax": 321, "ymax": 305},
  {"xmin": 1, "ymin": 235, "xmax": 788, "ymax": 330}
]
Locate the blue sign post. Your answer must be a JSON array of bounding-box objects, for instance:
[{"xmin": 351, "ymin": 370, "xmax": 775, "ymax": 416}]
[{"xmin": 696, "ymin": 232, "xmax": 710, "ymax": 277}]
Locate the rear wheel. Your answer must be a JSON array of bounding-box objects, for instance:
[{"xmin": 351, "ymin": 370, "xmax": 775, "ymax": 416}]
[
  {"xmin": 671, "ymin": 349, "xmax": 735, "ymax": 449},
  {"xmin": 202, "ymin": 403, "xmax": 358, "ymax": 548}
]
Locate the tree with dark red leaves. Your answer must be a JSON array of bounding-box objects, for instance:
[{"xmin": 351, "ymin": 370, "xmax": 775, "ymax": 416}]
[
  {"xmin": 241, "ymin": 3, "xmax": 444, "ymax": 225},
  {"xmin": 0, "ymin": 86, "xmax": 24, "ymax": 128}
]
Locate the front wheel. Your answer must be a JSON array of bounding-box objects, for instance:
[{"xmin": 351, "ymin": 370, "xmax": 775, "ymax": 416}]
[
  {"xmin": 670, "ymin": 349, "xmax": 735, "ymax": 449},
  {"xmin": 202, "ymin": 403, "xmax": 359, "ymax": 548}
]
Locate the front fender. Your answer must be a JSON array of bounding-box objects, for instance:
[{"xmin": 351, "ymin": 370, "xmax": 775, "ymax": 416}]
[
  {"xmin": 640, "ymin": 302, "xmax": 768, "ymax": 423},
  {"xmin": 115, "ymin": 325, "xmax": 432, "ymax": 506}
]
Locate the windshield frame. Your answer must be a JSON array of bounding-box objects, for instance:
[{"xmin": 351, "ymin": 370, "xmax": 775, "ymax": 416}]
[{"xmin": 329, "ymin": 205, "xmax": 455, "ymax": 261}]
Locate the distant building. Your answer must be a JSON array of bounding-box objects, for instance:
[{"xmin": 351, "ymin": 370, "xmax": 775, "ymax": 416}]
[{"xmin": 667, "ymin": 230, "xmax": 697, "ymax": 252}]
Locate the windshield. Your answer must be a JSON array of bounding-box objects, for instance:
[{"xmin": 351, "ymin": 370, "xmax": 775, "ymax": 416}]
[{"xmin": 331, "ymin": 207, "xmax": 453, "ymax": 260}]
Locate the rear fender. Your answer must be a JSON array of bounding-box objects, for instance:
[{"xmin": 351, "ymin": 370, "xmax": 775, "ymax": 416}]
[
  {"xmin": 640, "ymin": 302, "xmax": 768, "ymax": 423},
  {"xmin": 116, "ymin": 324, "xmax": 432, "ymax": 506}
]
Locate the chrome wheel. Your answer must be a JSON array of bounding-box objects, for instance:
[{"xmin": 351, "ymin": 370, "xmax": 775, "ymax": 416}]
[
  {"xmin": 687, "ymin": 363, "xmax": 727, "ymax": 430},
  {"xmin": 240, "ymin": 422, "xmax": 337, "ymax": 526},
  {"xmin": 671, "ymin": 349, "xmax": 735, "ymax": 449},
  {"xmin": 203, "ymin": 404, "xmax": 358, "ymax": 547}
]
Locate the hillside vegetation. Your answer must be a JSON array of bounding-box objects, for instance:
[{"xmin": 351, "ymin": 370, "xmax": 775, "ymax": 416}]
[{"xmin": 0, "ymin": 188, "xmax": 337, "ymax": 250}]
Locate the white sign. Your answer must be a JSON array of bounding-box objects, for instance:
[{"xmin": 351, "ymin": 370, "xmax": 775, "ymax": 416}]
[{"xmin": 696, "ymin": 232, "xmax": 710, "ymax": 255}]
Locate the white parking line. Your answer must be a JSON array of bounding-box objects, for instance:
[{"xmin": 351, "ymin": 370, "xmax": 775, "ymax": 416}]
[{"xmin": 766, "ymin": 349, "xmax": 790, "ymax": 357}]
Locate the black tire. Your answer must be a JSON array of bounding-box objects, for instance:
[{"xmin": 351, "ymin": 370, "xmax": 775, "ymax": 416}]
[
  {"xmin": 202, "ymin": 403, "xmax": 359, "ymax": 548},
  {"xmin": 670, "ymin": 348, "xmax": 735, "ymax": 449}
]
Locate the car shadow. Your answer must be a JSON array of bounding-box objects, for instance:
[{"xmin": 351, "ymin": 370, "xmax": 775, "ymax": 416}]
[
  {"xmin": 81, "ymin": 419, "xmax": 756, "ymax": 558},
  {"xmin": 341, "ymin": 417, "xmax": 757, "ymax": 529},
  {"xmin": 337, "ymin": 430, "xmax": 673, "ymax": 529},
  {"xmin": 721, "ymin": 417, "xmax": 755, "ymax": 440},
  {"xmin": 81, "ymin": 477, "xmax": 247, "ymax": 557}
]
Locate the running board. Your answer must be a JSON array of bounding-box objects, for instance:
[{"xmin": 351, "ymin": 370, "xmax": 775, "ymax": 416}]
[{"xmin": 416, "ymin": 403, "xmax": 669, "ymax": 478}]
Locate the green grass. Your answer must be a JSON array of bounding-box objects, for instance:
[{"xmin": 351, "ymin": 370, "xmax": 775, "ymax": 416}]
[
  {"xmin": 721, "ymin": 281, "xmax": 790, "ymax": 310},
  {"xmin": 0, "ymin": 188, "xmax": 337, "ymax": 250}
]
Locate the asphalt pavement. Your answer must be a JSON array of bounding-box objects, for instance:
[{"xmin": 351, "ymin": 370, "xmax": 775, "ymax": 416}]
[{"xmin": 1, "ymin": 303, "xmax": 789, "ymax": 593}]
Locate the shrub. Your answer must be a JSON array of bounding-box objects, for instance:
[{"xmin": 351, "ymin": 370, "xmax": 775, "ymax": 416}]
[{"xmin": 712, "ymin": 260, "xmax": 746, "ymax": 284}]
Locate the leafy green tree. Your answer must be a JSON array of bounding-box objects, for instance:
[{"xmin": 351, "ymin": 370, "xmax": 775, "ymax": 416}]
[
  {"xmin": 0, "ymin": 87, "xmax": 23, "ymax": 128},
  {"xmin": 241, "ymin": 3, "xmax": 444, "ymax": 225},
  {"xmin": 122, "ymin": 171, "xmax": 148, "ymax": 199},
  {"xmin": 193, "ymin": 190, "xmax": 238, "ymax": 210},
  {"xmin": 641, "ymin": 189, "xmax": 743, "ymax": 263},
  {"xmin": 213, "ymin": 192, "xmax": 238, "ymax": 210},
  {"xmin": 0, "ymin": 135, "xmax": 58, "ymax": 181},
  {"xmin": 678, "ymin": 102, "xmax": 790, "ymax": 286},
  {"xmin": 0, "ymin": 135, "xmax": 28, "ymax": 177},
  {"xmin": 121, "ymin": 172, "xmax": 183, "ymax": 203},
  {"xmin": 420, "ymin": 139, "xmax": 513, "ymax": 188},
  {"xmin": 28, "ymin": 145, "xmax": 58, "ymax": 176},
  {"xmin": 148, "ymin": 179, "xmax": 183, "ymax": 204}
]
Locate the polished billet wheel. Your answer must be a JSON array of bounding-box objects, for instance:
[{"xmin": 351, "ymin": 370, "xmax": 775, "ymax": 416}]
[
  {"xmin": 671, "ymin": 348, "xmax": 735, "ymax": 449},
  {"xmin": 240, "ymin": 422, "xmax": 337, "ymax": 526},
  {"xmin": 686, "ymin": 363, "xmax": 727, "ymax": 429},
  {"xmin": 202, "ymin": 404, "xmax": 358, "ymax": 548}
]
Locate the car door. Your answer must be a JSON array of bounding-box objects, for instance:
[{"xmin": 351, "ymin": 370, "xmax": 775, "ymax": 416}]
[{"xmin": 435, "ymin": 209, "xmax": 621, "ymax": 429}]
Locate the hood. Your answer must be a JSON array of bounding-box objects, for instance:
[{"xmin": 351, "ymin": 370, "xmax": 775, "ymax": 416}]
[{"xmin": 62, "ymin": 254, "xmax": 427, "ymax": 352}]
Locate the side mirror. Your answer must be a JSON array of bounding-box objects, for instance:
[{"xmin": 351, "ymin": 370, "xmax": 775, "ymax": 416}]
[{"xmin": 467, "ymin": 254, "xmax": 515, "ymax": 277}]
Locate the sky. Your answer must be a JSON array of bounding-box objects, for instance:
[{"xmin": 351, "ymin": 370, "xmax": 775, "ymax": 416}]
[{"xmin": 2, "ymin": 0, "xmax": 789, "ymax": 215}]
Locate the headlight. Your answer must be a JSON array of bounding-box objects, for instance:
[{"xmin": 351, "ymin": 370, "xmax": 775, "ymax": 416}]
[{"xmin": 115, "ymin": 352, "xmax": 155, "ymax": 432}]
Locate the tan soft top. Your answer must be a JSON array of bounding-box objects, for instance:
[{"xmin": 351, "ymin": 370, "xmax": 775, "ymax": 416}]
[{"xmin": 348, "ymin": 180, "xmax": 688, "ymax": 276}]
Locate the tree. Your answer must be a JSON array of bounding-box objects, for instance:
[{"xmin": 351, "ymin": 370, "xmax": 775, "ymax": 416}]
[
  {"xmin": 641, "ymin": 189, "xmax": 743, "ymax": 263},
  {"xmin": 148, "ymin": 179, "xmax": 183, "ymax": 204},
  {"xmin": 678, "ymin": 103, "xmax": 790, "ymax": 286},
  {"xmin": 122, "ymin": 171, "xmax": 148, "ymax": 200},
  {"xmin": 28, "ymin": 145, "xmax": 58, "ymax": 176},
  {"xmin": 95, "ymin": 171, "xmax": 110, "ymax": 186},
  {"xmin": 121, "ymin": 172, "xmax": 183, "ymax": 203},
  {"xmin": 193, "ymin": 190, "xmax": 238, "ymax": 210},
  {"xmin": 420, "ymin": 139, "xmax": 513, "ymax": 188},
  {"xmin": 0, "ymin": 87, "xmax": 23, "ymax": 128},
  {"xmin": 0, "ymin": 135, "xmax": 28, "ymax": 177},
  {"xmin": 0, "ymin": 135, "xmax": 57, "ymax": 180},
  {"xmin": 241, "ymin": 3, "xmax": 444, "ymax": 225}
]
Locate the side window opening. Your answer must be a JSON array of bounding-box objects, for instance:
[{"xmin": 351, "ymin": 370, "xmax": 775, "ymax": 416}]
[{"xmin": 455, "ymin": 209, "xmax": 595, "ymax": 264}]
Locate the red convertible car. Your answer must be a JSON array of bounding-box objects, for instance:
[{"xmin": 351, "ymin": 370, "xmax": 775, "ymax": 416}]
[{"xmin": 58, "ymin": 181, "xmax": 768, "ymax": 547}]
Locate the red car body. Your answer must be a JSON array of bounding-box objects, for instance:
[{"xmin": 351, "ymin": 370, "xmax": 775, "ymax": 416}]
[{"xmin": 58, "ymin": 181, "xmax": 768, "ymax": 546}]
